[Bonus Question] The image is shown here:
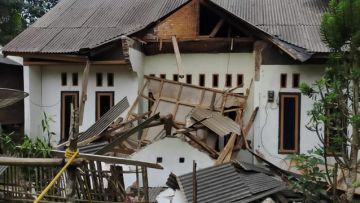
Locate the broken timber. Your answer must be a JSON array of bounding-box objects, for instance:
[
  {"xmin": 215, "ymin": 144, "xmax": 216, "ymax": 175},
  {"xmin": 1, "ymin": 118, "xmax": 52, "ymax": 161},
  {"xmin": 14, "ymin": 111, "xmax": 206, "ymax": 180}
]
[
  {"xmin": 52, "ymin": 150, "xmax": 163, "ymax": 169},
  {"xmin": 95, "ymin": 113, "xmax": 161, "ymax": 155}
]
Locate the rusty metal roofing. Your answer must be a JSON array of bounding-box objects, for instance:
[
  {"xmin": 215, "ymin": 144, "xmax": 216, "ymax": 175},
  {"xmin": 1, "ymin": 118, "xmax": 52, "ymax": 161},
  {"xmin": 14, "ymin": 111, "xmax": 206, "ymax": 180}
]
[
  {"xmin": 210, "ymin": 0, "xmax": 329, "ymax": 53},
  {"xmin": 77, "ymin": 97, "xmax": 129, "ymax": 143},
  {"xmin": 172, "ymin": 162, "xmax": 286, "ymax": 203},
  {"xmin": 3, "ymin": 0, "xmax": 189, "ymax": 54},
  {"xmin": 189, "ymin": 108, "xmax": 241, "ymax": 137}
]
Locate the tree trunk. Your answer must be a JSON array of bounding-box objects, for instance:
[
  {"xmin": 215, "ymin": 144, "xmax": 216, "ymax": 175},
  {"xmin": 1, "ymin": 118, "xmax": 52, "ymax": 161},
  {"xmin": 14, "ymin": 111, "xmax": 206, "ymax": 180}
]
[{"xmin": 346, "ymin": 78, "xmax": 360, "ymax": 201}]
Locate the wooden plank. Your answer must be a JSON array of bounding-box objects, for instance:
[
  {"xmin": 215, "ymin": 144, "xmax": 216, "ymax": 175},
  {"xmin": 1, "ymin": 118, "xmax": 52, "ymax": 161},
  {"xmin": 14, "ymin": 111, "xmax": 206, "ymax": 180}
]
[
  {"xmin": 51, "ymin": 150, "xmax": 163, "ymax": 169},
  {"xmin": 79, "ymin": 60, "xmax": 91, "ymax": 125},
  {"xmin": 95, "ymin": 113, "xmax": 160, "ymax": 155},
  {"xmin": 244, "ymin": 107, "xmax": 259, "ymax": 135},
  {"xmin": 183, "ymin": 132, "xmax": 219, "ymax": 159},
  {"xmin": 215, "ymin": 133, "xmax": 237, "ymax": 165},
  {"xmin": 0, "ymin": 157, "xmax": 65, "ymax": 166},
  {"xmin": 209, "ymin": 19, "xmax": 225, "ymax": 37},
  {"xmin": 171, "ymin": 36, "xmax": 185, "ymax": 78}
]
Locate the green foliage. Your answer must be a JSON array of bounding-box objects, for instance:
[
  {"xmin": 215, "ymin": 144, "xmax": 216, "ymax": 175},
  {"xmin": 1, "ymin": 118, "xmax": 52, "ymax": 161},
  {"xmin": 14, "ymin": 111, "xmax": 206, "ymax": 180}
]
[
  {"xmin": 0, "ymin": 0, "xmax": 59, "ymax": 45},
  {"xmin": 288, "ymin": 149, "xmax": 330, "ymax": 202},
  {"xmin": 41, "ymin": 112, "xmax": 56, "ymax": 145},
  {"xmin": 0, "ymin": 133, "xmax": 52, "ymax": 158}
]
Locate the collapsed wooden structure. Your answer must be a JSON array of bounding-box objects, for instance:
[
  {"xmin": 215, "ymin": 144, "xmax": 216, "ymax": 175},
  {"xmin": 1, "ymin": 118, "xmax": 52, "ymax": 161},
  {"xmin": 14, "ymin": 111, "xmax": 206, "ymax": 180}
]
[
  {"xmin": 74, "ymin": 76, "xmax": 253, "ymax": 165},
  {"xmin": 0, "ymin": 76, "xmax": 256, "ymax": 201},
  {"xmin": 0, "ymin": 152, "xmax": 162, "ymax": 202}
]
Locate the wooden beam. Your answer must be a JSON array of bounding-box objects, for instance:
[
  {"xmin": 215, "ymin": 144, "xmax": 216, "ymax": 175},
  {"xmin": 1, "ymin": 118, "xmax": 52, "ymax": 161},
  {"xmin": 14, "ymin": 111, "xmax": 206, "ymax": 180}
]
[
  {"xmin": 215, "ymin": 133, "xmax": 237, "ymax": 165},
  {"xmin": 209, "ymin": 19, "xmax": 225, "ymax": 37},
  {"xmin": 171, "ymin": 36, "xmax": 185, "ymax": 79},
  {"xmin": 15, "ymin": 53, "xmax": 88, "ymax": 62},
  {"xmin": 23, "ymin": 59, "xmax": 128, "ymax": 66},
  {"xmin": 52, "ymin": 150, "xmax": 163, "ymax": 169},
  {"xmin": 0, "ymin": 157, "xmax": 84, "ymax": 166},
  {"xmin": 79, "ymin": 60, "xmax": 90, "ymax": 125},
  {"xmin": 95, "ymin": 113, "xmax": 160, "ymax": 155},
  {"xmin": 183, "ymin": 132, "xmax": 219, "ymax": 159},
  {"xmin": 244, "ymin": 107, "xmax": 259, "ymax": 135}
]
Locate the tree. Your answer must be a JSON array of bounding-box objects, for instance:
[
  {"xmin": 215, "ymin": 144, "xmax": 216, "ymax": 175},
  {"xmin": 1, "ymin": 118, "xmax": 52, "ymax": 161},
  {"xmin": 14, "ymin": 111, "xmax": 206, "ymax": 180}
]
[
  {"xmin": 0, "ymin": 0, "xmax": 24, "ymax": 45},
  {"xmin": 0, "ymin": 0, "xmax": 58, "ymax": 45},
  {"xmin": 300, "ymin": 0, "xmax": 360, "ymax": 201}
]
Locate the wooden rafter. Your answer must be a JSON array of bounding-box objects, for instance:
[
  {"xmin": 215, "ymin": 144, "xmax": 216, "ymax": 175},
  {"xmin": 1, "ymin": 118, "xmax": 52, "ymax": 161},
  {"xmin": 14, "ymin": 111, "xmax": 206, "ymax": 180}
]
[{"xmin": 209, "ymin": 19, "xmax": 225, "ymax": 37}]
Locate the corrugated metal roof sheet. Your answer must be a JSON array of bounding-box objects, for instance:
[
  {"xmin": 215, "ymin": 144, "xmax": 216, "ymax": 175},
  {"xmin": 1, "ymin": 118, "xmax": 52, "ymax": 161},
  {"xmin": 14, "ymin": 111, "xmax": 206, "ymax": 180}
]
[
  {"xmin": 78, "ymin": 141, "xmax": 109, "ymax": 154},
  {"xmin": 210, "ymin": 0, "xmax": 329, "ymax": 53},
  {"xmin": 174, "ymin": 162, "xmax": 286, "ymax": 203},
  {"xmin": 3, "ymin": 0, "xmax": 189, "ymax": 54},
  {"xmin": 78, "ymin": 97, "xmax": 129, "ymax": 143},
  {"xmin": 189, "ymin": 108, "xmax": 241, "ymax": 136}
]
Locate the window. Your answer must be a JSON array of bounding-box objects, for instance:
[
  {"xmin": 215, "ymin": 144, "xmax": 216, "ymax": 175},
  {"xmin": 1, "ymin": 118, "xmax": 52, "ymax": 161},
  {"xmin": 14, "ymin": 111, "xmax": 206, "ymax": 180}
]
[
  {"xmin": 279, "ymin": 93, "xmax": 300, "ymax": 154},
  {"xmin": 280, "ymin": 74, "xmax": 287, "ymax": 88},
  {"xmin": 149, "ymin": 74, "xmax": 155, "ymax": 77},
  {"xmin": 179, "ymin": 157, "xmax": 185, "ymax": 163},
  {"xmin": 156, "ymin": 157, "xmax": 163, "ymax": 163},
  {"xmin": 237, "ymin": 74, "xmax": 244, "ymax": 87},
  {"xmin": 61, "ymin": 73, "xmax": 67, "ymax": 86},
  {"xmin": 225, "ymin": 74, "xmax": 232, "ymax": 87},
  {"xmin": 96, "ymin": 92, "xmax": 114, "ymax": 120},
  {"xmin": 173, "ymin": 74, "xmax": 179, "ymax": 82},
  {"xmin": 96, "ymin": 73, "xmax": 103, "ymax": 87},
  {"xmin": 61, "ymin": 91, "xmax": 79, "ymax": 142},
  {"xmin": 292, "ymin": 73, "xmax": 300, "ymax": 88},
  {"xmin": 199, "ymin": 74, "xmax": 205, "ymax": 87},
  {"xmin": 107, "ymin": 73, "xmax": 114, "ymax": 87},
  {"xmin": 160, "ymin": 74, "xmax": 166, "ymax": 79},
  {"xmin": 72, "ymin": 73, "xmax": 78, "ymax": 86},
  {"xmin": 186, "ymin": 74, "xmax": 192, "ymax": 84},
  {"xmin": 212, "ymin": 74, "xmax": 219, "ymax": 87}
]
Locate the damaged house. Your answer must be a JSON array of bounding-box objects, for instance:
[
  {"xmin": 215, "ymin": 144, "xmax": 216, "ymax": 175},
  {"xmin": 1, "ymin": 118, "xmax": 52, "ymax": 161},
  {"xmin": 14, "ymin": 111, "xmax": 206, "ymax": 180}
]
[{"xmin": 3, "ymin": 0, "xmax": 329, "ymax": 183}]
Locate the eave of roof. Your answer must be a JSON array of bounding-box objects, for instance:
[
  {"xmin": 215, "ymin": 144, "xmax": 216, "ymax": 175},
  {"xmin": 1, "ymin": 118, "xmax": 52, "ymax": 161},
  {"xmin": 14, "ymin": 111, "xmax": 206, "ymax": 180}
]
[{"xmin": 2, "ymin": 0, "xmax": 190, "ymax": 55}]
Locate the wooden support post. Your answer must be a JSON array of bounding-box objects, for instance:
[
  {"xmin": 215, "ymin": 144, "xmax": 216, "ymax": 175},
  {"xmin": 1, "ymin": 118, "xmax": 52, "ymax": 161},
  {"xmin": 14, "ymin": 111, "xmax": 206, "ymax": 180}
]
[
  {"xmin": 254, "ymin": 41, "xmax": 267, "ymax": 81},
  {"xmin": 141, "ymin": 167, "xmax": 149, "ymax": 203},
  {"xmin": 192, "ymin": 160, "xmax": 197, "ymax": 203},
  {"xmin": 79, "ymin": 60, "xmax": 90, "ymax": 125},
  {"xmin": 65, "ymin": 102, "xmax": 79, "ymax": 203},
  {"xmin": 171, "ymin": 36, "xmax": 184, "ymax": 79},
  {"xmin": 136, "ymin": 166, "xmax": 140, "ymax": 199}
]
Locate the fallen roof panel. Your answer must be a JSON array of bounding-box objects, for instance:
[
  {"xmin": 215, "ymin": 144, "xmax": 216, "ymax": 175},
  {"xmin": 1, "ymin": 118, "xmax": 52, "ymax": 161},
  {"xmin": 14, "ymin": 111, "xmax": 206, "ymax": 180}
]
[
  {"xmin": 77, "ymin": 97, "xmax": 129, "ymax": 144},
  {"xmin": 190, "ymin": 108, "xmax": 241, "ymax": 136},
  {"xmin": 174, "ymin": 162, "xmax": 286, "ymax": 203}
]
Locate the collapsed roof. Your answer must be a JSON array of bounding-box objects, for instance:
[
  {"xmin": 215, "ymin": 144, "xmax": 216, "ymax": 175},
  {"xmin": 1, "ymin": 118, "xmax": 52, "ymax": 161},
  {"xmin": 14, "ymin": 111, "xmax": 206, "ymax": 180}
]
[
  {"xmin": 167, "ymin": 161, "xmax": 286, "ymax": 203},
  {"xmin": 2, "ymin": 0, "xmax": 329, "ymax": 61}
]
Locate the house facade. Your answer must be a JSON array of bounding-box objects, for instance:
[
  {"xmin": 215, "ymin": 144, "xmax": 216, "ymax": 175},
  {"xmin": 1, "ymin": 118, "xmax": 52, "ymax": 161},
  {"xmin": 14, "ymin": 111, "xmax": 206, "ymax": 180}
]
[{"xmin": 3, "ymin": 0, "xmax": 328, "ymax": 170}]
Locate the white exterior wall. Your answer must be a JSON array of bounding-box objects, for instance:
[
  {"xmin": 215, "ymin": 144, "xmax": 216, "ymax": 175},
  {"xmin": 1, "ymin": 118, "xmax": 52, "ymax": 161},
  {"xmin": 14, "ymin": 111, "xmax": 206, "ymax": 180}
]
[
  {"xmin": 26, "ymin": 64, "xmax": 139, "ymax": 145},
  {"xmin": 129, "ymin": 137, "xmax": 215, "ymax": 187},
  {"xmin": 143, "ymin": 53, "xmax": 255, "ymax": 95},
  {"xmin": 24, "ymin": 65, "xmax": 43, "ymax": 138},
  {"xmin": 253, "ymin": 64, "xmax": 325, "ymax": 169}
]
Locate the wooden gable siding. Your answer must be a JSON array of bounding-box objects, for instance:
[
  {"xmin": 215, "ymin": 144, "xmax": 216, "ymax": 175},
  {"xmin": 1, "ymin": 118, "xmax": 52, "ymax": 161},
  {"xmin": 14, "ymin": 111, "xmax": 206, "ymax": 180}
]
[{"xmin": 148, "ymin": 0, "xmax": 199, "ymax": 40}]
